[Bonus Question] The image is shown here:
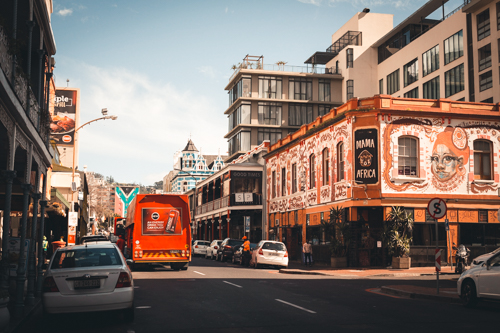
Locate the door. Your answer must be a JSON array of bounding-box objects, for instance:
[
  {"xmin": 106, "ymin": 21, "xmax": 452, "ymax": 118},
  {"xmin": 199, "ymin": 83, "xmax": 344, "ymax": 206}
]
[{"xmin": 477, "ymin": 253, "xmax": 500, "ymax": 299}]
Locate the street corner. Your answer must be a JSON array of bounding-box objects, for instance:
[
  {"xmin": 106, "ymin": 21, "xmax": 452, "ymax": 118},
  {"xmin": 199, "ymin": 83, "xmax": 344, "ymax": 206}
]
[{"xmin": 378, "ymin": 285, "xmax": 462, "ymax": 303}]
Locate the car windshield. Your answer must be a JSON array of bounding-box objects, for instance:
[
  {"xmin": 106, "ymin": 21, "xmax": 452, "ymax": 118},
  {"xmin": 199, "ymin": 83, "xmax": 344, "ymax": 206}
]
[
  {"xmin": 51, "ymin": 247, "xmax": 122, "ymax": 269},
  {"xmin": 262, "ymin": 242, "xmax": 286, "ymax": 251}
]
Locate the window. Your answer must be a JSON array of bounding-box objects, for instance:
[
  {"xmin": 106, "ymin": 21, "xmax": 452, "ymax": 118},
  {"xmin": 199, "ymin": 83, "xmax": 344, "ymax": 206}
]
[
  {"xmin": 387, "ymin": 69, "xmax": 400, "ymax": 95},
  {"xmin": 445, "ymin": 63, "xmax": 464, "ymax": 98},
  {"xmin": 444, "ymin": 30, "xmax": 463, "ymax": 65},
  {"xmin": 259, "ymin": 76, "xmax": 282, "ymax": 99},
  {"xmin": 423, "ymin": 76, "xmax": 440, "ymax": 99},
  {"xmin": 258, "ymin": 103, "xmax": 281, "ymax": 125},
  {"xmin": 228, "ymin": 103, "xmax": 251, "ymax": 131},
  {"xmin": 272, "ymin": 171, "xmax": 276, "ymax": 198},
  {"xmin": 258, "ymin": 128, "xmax": 282, "ymax": 145},
  {"xmin": 318, "ymin": 105, "xmax": 331, "ymax": 117},
  {"xmin": 404, "ymin": 87, "xmax": 418, "ymax": 98},
  {"xmin": 481, "ymin": 97, "xmax": 493, "ymax": 103},
  {"xmin": 404, "ymin": 58, "xmax": 418, "ymax": 87},
  {"xmin": 478, "ymin": 44, "xmax": 491, "ymax": 72},
  {"xmin": 289, "ymin": 78, "xmax": 312, "ymax": 100},
  {"xmin": 319, "ymin": 79, "xmax": 331, "ymax": 101},
  {"xmin": 281, "ymin": 168, "xmax": 286, "ymax": 196},
  {"xmin": 497, "ymin": 2, "xmax": 500, "ymax": 30},
  {"xmin": 346, "ymin": 48, "xmax": 353, "ymax": 68},
  {"xmin": 322, "ymin": 148, "xmax": 329, "ymax": 186},
  {"xmin": 228, "ymin": 131, "xmax": 250, "ymax": 156},
  {"xmin": 422, "ymin": 45, "xmax": 439, "ymax": 77},
  {"xmin": 337, "ymin": 142, "xmax": 344, "ymax": 181},
  {"xmin": 228, "ymin": 76, "xmax": 251, "ymax": 106},
  {"xmin": 289, "ymin": 104, "xmax": 313, "ymax": 126},
  {"xmin": 379, "ymin": 79, "xmax": 383, "ymax": 94},
  {"xmin": 479, "ymin": 71, "xmax": 493, "ymax": 91},
  {"xmin": 460, "ymin": 223, "xmax": 500, "ymax": 246},
  {"xmin": 413, "ymin": 223, "xmax": 446, "ymax": 246},
  {"xmin": 398, "ymin": 137, "xmax": 418, "ymax": 176},
  {"xmin": 477, "ymin": 9, "xmax": 490, "ymax": 41},
  {"xmin": 346, "ymin": 80, "xmax": 354, "ymax": 100},
  {"xmin": 474, "ymin": 140, "xmax": 492, "ymax": 180},
  {"xmin": 309, "ymin": 154, "xmax": 316, "ymax": 189},
  {"xmin": 292, "ymin": 163, "xmax": 297, "ymax": 194}
]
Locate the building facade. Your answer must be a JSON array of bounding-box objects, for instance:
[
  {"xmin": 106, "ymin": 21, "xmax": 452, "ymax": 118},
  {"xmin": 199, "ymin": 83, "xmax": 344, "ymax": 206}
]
[{"xmin": 266, "ymin": 95, "xmax": 500, "ymax": 267}]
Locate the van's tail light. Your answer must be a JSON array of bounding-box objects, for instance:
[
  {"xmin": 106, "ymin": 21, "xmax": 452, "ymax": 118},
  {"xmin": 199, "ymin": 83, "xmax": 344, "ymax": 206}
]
[
  {"xmin": 139, "ymin": 251, "xmax": 143, "ymax": 258},
  {"xmin": 259, "ymin": 249, "xmax": 263, "ymax": 255},
  {"xmin": 284, "ymin": 251, "xmax": 288, "ymax": 257},
  {"xmin": 43, "ymin": 276, "xmax": 59, "ymax": 293},
  {"xmin": 116, "ymin": 272, "xmax": 132, "ymax": 288},
  {"xmin": 214, "ymin": 246, "xmax": 218, "ymax": 249}
]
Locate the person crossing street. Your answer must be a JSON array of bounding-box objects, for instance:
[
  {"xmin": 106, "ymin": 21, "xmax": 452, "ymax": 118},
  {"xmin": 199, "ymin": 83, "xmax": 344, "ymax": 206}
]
[{"xmin": 242, "ymin": 236, "xmax": 251, "ymax": 267}]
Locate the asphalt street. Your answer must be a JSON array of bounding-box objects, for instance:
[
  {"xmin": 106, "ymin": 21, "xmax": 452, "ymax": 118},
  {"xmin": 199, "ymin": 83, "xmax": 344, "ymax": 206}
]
[{"xmin": 16, "ymin": 257, "xmax": 500, "ymax": 333}]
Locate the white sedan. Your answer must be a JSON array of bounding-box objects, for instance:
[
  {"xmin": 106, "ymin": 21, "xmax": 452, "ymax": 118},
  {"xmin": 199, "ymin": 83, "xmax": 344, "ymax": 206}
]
[
  {"xmin": 251, "ymin": 240, "xmax": 288, "ymax": 269},
  {"xmin": 192, "ymin": 240, "xmax": 210, "ymax": 256},
  {"xmin": 42, "ymin": 243, "xmax": 134, "ymax": 321},
  {"xmin": 205, "ymin": 240, "xmax": 222, "ymax": 259}
]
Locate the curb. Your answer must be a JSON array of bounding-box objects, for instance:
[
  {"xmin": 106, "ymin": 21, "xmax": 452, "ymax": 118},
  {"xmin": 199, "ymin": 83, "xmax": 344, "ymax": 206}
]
[
  {"xmin": 279, "ymin": 269, "xmax": 330, "ymax": 276},
  {"xmin": 280, "ymin": 268, "xmax": 461, "ymax": 278},
  {"xmin": 380, "ymin": 286, "xmax": 462, "ymax": 304}
]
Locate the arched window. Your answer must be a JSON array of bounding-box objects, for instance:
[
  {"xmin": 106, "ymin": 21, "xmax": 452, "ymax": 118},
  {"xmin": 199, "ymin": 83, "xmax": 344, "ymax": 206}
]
[
  {"xmin": 474, "ymin": 140, "xmax": 492, "ymax": 180},
  {"xmin": 337, "ymin": 142, "xmax": 344, "ymax": 181},
  {"xmin": 309, "ymin": 154, "xmax": 316, "ymax": 189},
  {"xmin": 322, "ymin": 148, "xmax": 329, "ymax": 186},
  {"xmin": 398, "ymin": 137, "xmax": 418, "ymax": 176}
]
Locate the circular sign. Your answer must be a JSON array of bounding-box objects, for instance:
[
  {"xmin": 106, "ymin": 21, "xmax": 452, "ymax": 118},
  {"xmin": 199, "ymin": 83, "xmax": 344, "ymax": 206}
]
[
  {"xmin": 151, "ymin": 212, "xmax": 159, "ymax": 220},
  {"xmin": 427, "ymin": 198, "xmax": 447, "ymax": 219},
  {"xmin": 62, "ymin": 135, "xmax": 72, "ymax": 143}
]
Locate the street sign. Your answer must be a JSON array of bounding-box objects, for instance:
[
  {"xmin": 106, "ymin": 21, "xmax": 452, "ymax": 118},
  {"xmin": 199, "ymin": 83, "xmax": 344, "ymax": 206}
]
[
  {"xmin": 244, "ymin": 216, "xmax": 250, "ymax": 233},
  {"xmin": 444, "ymin": 219, "xmax": 449, "ymax": 231},
  {"xmin": 427, "ymin": 198, "xmax": 447, "ymax": 219},
  {"xmin": 435, "ymin": 249, "xmax": 442, "ymax": 272}
]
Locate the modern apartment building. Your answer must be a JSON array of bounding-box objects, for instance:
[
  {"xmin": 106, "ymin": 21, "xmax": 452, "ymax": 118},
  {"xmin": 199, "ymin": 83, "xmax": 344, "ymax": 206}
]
[{"xmin": 224, "ymin": 55, "xmax": 343, "ymax": 162}]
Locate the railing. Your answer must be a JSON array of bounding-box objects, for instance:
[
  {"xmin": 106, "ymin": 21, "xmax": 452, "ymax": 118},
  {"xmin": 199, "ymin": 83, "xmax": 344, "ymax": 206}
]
[
  {"xmin": 214, "ymin": 198, "xmax": 220, "ymax": 210},
  {"xmin": 326, "ymin": 31, "xmax": 362, "ymax": 56},
  {"xmin": 229, "ymin": 64, "xmax": 341, "ymax": 82},
  {"xmin": 221, "ymin": 196, "xmax": 229, "ymax": 208},
  {"xmin": 230, "ymin": 193, "xmax": 262, "ymax": 206}
]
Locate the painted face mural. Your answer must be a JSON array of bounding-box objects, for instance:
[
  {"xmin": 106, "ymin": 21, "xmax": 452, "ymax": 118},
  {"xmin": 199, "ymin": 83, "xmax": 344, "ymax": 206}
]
[{"xmin": 430, "ymin": 127, "xmax": 469, "ymax": 190}]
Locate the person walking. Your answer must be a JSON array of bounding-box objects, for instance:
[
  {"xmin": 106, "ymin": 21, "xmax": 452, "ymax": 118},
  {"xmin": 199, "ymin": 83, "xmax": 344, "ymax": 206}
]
[
  {"xmin": 116, "ymin": 235, "xmax": 125, "ymax": 254},
  {"xmin": 303, "ymin": 240, "xmax": 313, "ymax": 267},
  {"xmin": 42, "ymin": 236, "xmax": 48, "ymax": 263},
  {"xmin": 242, "ymin": 236, "xmax": 251, "ymax": 267}
]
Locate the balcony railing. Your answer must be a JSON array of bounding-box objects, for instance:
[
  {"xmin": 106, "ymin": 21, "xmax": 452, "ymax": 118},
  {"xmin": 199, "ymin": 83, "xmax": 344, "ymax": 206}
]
[
  {"xmin": 195, "ymin": 194, "xmax": 262, "ymax": 217},
  {"xmin": 229, "ymin": 64, "xmax": 341, "ymax": 82}
]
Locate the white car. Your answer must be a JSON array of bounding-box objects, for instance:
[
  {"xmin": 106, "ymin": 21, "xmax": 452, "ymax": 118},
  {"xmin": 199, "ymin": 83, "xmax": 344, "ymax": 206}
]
[
  {"xmin": 251, "ymin": 240, "xmax": 288, "ymax": 269},
  {"xmin": 470, "ymin": 247, "xmax": 500, "ymax": 269},
  {"xmin": 205, "ymin": 240, "xmax": 222, "ymax": 259},
  {"xmin": 42, "ymin": 243, "xmax": 134, "ymax": 321},
  {"xmin": 457, "ymin": 250, "xmax": 500, "ymax": 307},
  {"xmin": 192, "ymin": 240, "xmax": 210, "ymax": 256}
]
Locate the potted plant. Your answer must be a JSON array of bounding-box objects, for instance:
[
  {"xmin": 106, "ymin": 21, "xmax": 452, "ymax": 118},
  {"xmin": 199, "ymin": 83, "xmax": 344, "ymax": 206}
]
[
  {"xmin": 0, "ymin": 289, "xmax": 10, "ymax": 330},
  {"xmin": 382, "ymin": 206, "xmax": 414, "ymax": 269},
  {"xmin": 321, "ymin": 207, "xmax": 349, "ymax": 268}
]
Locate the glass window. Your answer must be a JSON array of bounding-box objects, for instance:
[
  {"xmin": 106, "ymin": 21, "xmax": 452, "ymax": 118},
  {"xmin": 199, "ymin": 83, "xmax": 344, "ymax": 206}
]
[
  {"xmin": 379, "ymin": 79, "xmax": 383, "ymax": 94},
  {"xmin": 497, "ymin": 2, "xmax": 500, "ymax": 31},
  {"xmin": 477, "ymin": 9, "xmax": 490, "ymax": 41},
  {"xmin": 445, "ymin": 63, "xmax": 464, "ymax": 98},
  {"xmin": 319, "ymin": 79, "xmax": 331, "ymax": 101},
  {"xmin": 404, "ymin": 58, "xmax": 418, "ymax": 87},
  {"xmin": 228, "ymin": 131, "xmax": 251, "ymax": 156},
  {"xmin": 228, "ymin": 77, "xmax": 251, "ymax": 106},
  {"xmin": 422, "ymin": 45, "xmax": 439, "ymax": 77},
  {"xmin": 322, "ymin": 148, "xmax": 329, "ymax": 186},
  {"xmin": 257, "ymin": 129, "xmax": 282, "ymax": 146},
  {"xmin": 259, "ymin": 76, "xmax": 282, "ymax": 99},
  {"xmin": 51, "ymin": 248, "xmax": 122, "ymax": 269},
  {"xmin": 444, "ymin": 30, "xmax": 463, "ymax": 65},
  {"xmin": 387, "ymin": 69, "xmax": 400, "ymax": 95},
  {"xmin": 398, "ymin": 137, "xmax": 418, "ymax": 176},
  {"xmin": 481, "ymin": 97, "xmax": 493, "ymax": 103},
  {"xmin": 478, "ymin": 44, "xmax": 491, "ymax": 72},
  {"xmin": 281, "ymin": 168, "xmax": 286, "ymax": 197},
  {"xmin": 289, "ymin": 104, "xmax": 313, "ymax": 126},
  {"xmin": 228, "ymin": 103, "xmax": 251, "ymax": 131},
  {"xmin": 423, "ymin": 76, "xmax": 440, "ymax": 99},
  {"xmin": 318, "ymin": 105, "xmax": 331, "ymax": 117},
  {"xmin": 309, "ymin": 154, "xmax": 316, "ymax": 189},
  {"xmin": 346, "ymin": 48, "xmax": 353, "ymax": 68},
  {"xmin": 272, "ymin": 171, "xmax": 276, "ymax": 198},
  {"xmin": 346, "ymin": 80, "xmax": 354, "ymax": 100},
  {"xmin": 404, "ymin": 87, "xmax": 418, "ymax": 98},
  {"xmin": 413, "ymin": 223, "xmax": 446, "ymax": 246},
  {"xmin": 258, "ymin": 102, "xmax": 281, "ymax": 125},
  {"xmin": 479, "ymin": 71, "xmax": 493, "ymax": 91},
  {"xmin": 292, "ymin": 163, "xmax": 297, "ymax": 194},
  {"xmin": 289, "ymin": 78, "xmax": 312, "ymax": 100},
  {"xmin": 474, "ymin": 140, "xmax": 492, "ymax": 180},
  {"xmin": 337, "ymin": 142, "xmax": 344, "ymax": 181}
]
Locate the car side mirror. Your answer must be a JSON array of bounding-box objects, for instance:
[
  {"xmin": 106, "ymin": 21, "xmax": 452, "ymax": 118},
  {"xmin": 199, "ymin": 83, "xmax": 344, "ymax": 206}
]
[{"xmin": 126, "ymin": 259, "xmax": 133, "ymax": 265}]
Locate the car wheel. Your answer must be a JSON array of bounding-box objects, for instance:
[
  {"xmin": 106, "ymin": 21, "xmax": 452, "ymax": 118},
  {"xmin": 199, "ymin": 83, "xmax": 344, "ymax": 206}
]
[
  {"xmin": 462, "ymin": 280, "xmax": 478, "ymax": 307},
  {"xmin": 123, "ymin": 305, "xmax": 135, "ymax": 323}
]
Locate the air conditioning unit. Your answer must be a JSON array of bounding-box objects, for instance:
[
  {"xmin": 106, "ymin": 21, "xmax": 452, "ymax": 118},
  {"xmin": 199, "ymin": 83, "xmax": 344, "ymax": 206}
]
[{"xmin": 71, "ymin": 182, "xmax": 77, "ymax": 192}]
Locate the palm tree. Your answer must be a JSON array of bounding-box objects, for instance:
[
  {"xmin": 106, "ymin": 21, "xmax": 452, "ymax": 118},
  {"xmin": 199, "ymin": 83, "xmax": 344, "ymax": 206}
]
[{"xmin": 382, "ymin": 206, "xmax": 414, "ymax": 258}]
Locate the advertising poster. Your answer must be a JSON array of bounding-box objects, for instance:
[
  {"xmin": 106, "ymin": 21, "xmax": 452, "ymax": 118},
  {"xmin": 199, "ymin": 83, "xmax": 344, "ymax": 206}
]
[
  {"xmin": 8, "ymin": 238, "xmax": 30, "ymax": 277},
  {"xmin": 68, "ymin": 212, "xmax": 78, "ymax": 245},
  {"xmin": 354, "ymin": 128, "xmax": 379, "ymax": 184},
  {"xmin": 51, "ymin": 88, "xmax": 79, "ymax": 145},
  {"xmin": 142, "ymin": 208, "xmax": 182, "ymax": 235}
]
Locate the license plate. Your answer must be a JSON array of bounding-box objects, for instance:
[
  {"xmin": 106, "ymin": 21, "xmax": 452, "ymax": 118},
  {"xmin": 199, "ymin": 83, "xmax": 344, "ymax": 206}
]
[
  {"xmin": 170, "ymin": 250, "xmax": 181, "ymax": 254},
  {"xmin": 269, "ymin": 252, "xmax": 279, "ymax": 256},
  {"xmin": 74, "ymin": 279, "xmax": 100, "ymax": 289}
]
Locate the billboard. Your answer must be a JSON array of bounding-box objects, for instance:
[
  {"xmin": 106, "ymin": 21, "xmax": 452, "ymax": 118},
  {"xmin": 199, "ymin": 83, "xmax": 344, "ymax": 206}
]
[
  {"xmin": 142, "ymin": 208, "xmax": 182, "ymax": 235},
  {"xmin": 51, "ymin": 88, "xmax": 79, "ymax": 145}
]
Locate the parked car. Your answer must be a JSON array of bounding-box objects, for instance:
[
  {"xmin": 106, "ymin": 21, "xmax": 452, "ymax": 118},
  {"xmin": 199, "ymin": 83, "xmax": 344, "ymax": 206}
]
[
  {"xmin": 470, "ymin": 246, "xmax": 500, "ymax": 269},
  {"xmin": 192, "ymin": 240, "xmax": 210, "ymax": 256},
  {"xmin": 216, "ymin": 238, "xmax": 244, "ymax": 262},
  {"xmin": 42, "ymin": 243, "xmax": 134, "ymax": 321},
  {"xmin": 457, "ymin": 250, "xmax": 500, "ymax": 307},
  {"xmin": 232, "ymin": 243, "xmax": 258, "ymax": 265},
  {"xmin": 251, "ymin": 240, "xmax": 288, "ymax": 269},
  {"xmin": 205, "ymin": 240, "xmax": 222, "ymax": 259}
]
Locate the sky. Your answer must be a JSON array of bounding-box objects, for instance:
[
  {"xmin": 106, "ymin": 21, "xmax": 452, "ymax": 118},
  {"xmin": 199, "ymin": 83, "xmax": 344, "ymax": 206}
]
[{"xmin": 50, "ymin": 0, "xmax": 465, "ymax": 186}]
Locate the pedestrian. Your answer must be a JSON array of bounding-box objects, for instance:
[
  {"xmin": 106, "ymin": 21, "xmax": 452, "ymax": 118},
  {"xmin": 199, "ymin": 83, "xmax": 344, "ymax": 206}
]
[
  {"xmin": 42, "ymin": 236, "xmax": 48, "ymax": 263},
  {"xmin": 116, "ymin": 235, "xmax": 125, "ymax": 254},
  {"xmin": 242, "ymin": 236, "xmax": 251, "ymax": 267},
  {"xmin": 303, "ymin": 239, "xmax": 313, "ymax": 267}
]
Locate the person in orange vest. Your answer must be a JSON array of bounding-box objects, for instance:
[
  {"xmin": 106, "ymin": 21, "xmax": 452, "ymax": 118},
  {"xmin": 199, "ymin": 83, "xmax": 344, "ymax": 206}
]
[
  {"xmin": 116, "ymin": 235, "xmax": 125, "ymax": 254},
  {"xmin": 242, "ymin": 236, "xmax": 251, "ymax": 267}
]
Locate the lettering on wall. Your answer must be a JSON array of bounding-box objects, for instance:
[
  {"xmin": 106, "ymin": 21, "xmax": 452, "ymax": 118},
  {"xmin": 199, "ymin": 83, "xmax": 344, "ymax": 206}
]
[{"xmin": 355, "ymin": 129, "xmax": 378, "ymax": 184}]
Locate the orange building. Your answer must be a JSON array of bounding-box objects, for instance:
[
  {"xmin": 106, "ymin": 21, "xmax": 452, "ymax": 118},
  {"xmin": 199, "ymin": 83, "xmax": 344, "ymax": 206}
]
[{"xmin": 265, "ymin": 95, "xmax": 500, "ymax": 267}]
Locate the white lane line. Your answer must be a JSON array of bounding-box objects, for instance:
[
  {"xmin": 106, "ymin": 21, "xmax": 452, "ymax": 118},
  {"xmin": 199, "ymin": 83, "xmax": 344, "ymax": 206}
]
[
  {"xmin": 136, "ymin": 306, "xmax": 151, "ymax": 309},
  {"xmin": 193, "ymin": 271, "xmax": 206, "ymax": 276},
  {"xmin": 275, "ymin": 299, "xmax": 316, "ymax": 314},
  {"xmin": 223, "ymin": 281, "xmax": 242, "ymax": 288}
]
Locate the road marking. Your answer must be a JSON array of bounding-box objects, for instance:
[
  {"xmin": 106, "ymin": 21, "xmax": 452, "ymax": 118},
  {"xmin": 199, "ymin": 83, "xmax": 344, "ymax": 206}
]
[
  {"xmin": 275, "ymin": 299, "xmax": 316, "ymax": 314},
  {"xmin": 134, "ymin": 286, "xmax": 140, "ymax": 289},
  {"xmin": 193, "ymin": 271, "xmax": 205, "ymax": 276},
  {"xmin": 223, "ymin": 281, "xmax": 242, "ymax": 288},
  {"xmin": 136, "ymin": 306, "xmax": 151, "ymax": 309}
]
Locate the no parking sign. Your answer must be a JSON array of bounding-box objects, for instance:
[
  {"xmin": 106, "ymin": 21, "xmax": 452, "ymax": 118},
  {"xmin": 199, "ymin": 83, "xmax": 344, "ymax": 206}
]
[{"xmin": 427, "ymin": 198, "xmax": 447, "ymax": 220}]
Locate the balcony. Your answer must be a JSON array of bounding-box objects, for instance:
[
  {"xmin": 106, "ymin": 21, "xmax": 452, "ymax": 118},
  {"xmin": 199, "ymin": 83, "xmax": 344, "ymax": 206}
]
[
  {"xmin": 195, "ymin": 194, "xmax": 262, "ymax": 217},
  {"xmin": 229, "ymin": 64, "xmax": 341, "ymax": 82}
]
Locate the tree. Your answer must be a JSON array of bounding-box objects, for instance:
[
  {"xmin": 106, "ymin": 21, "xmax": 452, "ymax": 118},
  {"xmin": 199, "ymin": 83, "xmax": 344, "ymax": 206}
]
[
  {"xmin": 106, "ymin": 175, "xmax": 115, "ymax": 184},
  {"xmin": 154, "ymin": 180, "xmax": 163, "ymax": 190},
  {"xmin": 382, "ymin": 206, "xmax": 414, "ymax": 258}
]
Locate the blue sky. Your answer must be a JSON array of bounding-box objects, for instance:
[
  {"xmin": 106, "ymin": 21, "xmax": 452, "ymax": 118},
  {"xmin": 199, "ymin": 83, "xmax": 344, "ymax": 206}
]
[{"xmin": 51, "ymin": 0, "xmax": 464, "ymax": 186}]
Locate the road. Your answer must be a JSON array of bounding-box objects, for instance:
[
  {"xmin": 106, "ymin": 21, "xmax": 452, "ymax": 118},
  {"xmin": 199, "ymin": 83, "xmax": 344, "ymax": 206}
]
[{"xmin": 18, "ymin": 257, "xmax": 499, "ymax": 333}]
